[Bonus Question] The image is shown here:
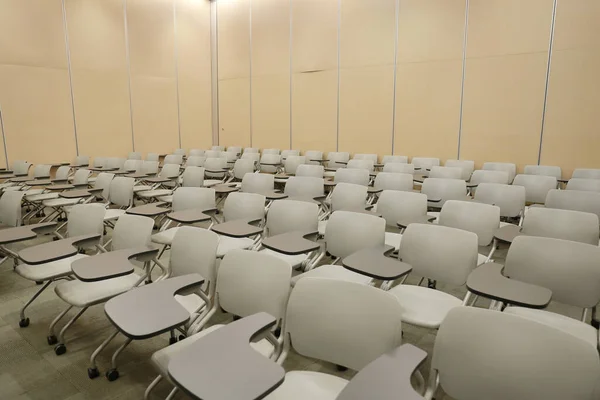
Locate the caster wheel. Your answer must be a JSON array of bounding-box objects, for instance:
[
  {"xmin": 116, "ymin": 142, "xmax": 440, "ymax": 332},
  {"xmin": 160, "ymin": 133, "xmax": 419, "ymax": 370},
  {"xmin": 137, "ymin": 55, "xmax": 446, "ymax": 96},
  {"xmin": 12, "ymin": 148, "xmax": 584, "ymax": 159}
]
[
  {"xmin": 169, "ymin": 337, "xmax": 178, "ymax": 345},
  {"xmin": 105, "ymin": 369, "xmax": 119, "ymax": 382},
  {"xmin": 153, "ymin": 225, "xmax": 159, "ymax": 230},
  {"xmin": 19, "ymin": 318, "xmax": 30, "ymax": 328},
  {"xmin": 427, "ymin": 279, "xmax": 437, "ymax": 289},
  {"xmin": 36, "ymin": 280, "xmax": 44, "ymax": 285},
  {"xmin": 592, "ymin": 319, "xmax": 599, "ymax": 329},
  {"xmin": 54, "ymin": 344, "xmax": 67, "ymax": 356},
  {"xmin": 53, "ymin": 237, "xmax": 59, "ymax": 241},
  {"xmin": 336, "ymin": 365, "xmax": 348, "ymax": 372},
  {"xmin": 88, "ymin": 367, "xmax": 100, "ymax": 379},
  {"xmin": 178, "ymin": 335, "xmax": 186, "ymax": 341},
  {"xmin": 47, "ymin": 335, "xmax": 58, "ymax": 345},
  {"xmin": 103, "ymin": 229, "xmax": 107, "ymax": 235},
  {"xmin": 145, "ymin": 279, "xmax": 153, "ymax": 284},
  {"xmin": 326, "ymin": 251, "xmax": 331, "ymax": 257}
]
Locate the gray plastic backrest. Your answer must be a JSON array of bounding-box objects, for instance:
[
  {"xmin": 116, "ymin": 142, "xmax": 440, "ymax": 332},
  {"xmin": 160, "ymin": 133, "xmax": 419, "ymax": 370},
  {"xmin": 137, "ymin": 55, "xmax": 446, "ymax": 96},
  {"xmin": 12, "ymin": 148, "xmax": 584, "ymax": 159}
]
[
  {"xmin": 223, "ymin": 192, "xmax": 266, "ymax": 222},
  {"xmin": 326, "ymin": 152, "xmax": 350, "ymax": 169},
  {"xmin": 347, "ymin": 159, "xmax": 375, "ymax": 172},
  {"xmin": 474, "ymin": 183, "xmax": 525, "ymax": 218},
  {"xmin": 284, "ymin": 177, "xmax": 324, "ymax": 198},
  {"xmin": 93, "ymin": 157, "xmax": 106, "ymax": 168},
  {"xmin": 259, "ymin": 154, "xmax": 281, "ymax": 173},
  {"xmin": 159, "ymin": 163, "xmax": 181, "ymax": 178},
  {"xmin": 377, "ymin": 191, "xmax": 427, "ymax": 228},
  {"xmin": 223, "ymin": 151, "xmax": 238, "ymax": 163},
  {"xmin": 304, "ymin": 150, "xmax": 323, "ymax": 165},
  {"xmin": 146, "ymin": 153, "xmax": 159, "ymax": 162},
  {"xmin": 186, "ymin": 156, "xmax": 206, "ymax": 167},
  {"xmin": 572, "ymin": 168, "xmax": 600, "ymax": 180},
  {"xmin": 112, "ymin": 214, "xmax": 153, "ymax": 251},
  {"xmin": 243, "ymin": 147, "xmax": 259, "ymax": 154},
  {"xmin": 164, "ymin": 154, "xmax": 183, "ymax": 165},
  {"xmin": 94, "ymin": 172, "xmax": 115, "ymax": 200},
  {"xmin": 438, "ymin": 200, "xmax": 500, "ymax": 246},
  {"xmin": 13, "ymin": 160, "xmax": 31, "ymax": 175},
  {"xmin": 189, "ymin": 149, "xmax": 205, "ymax": 157},
  {"xmin": 325, "ymin": 211, "xmax": 385, "ymax": 258},
  {"xmin": 241, "ymin": 173, "xmax": 274, "ymax": 194},
  {"xmin": 400, "ymin": 223, "xmax": 478, "ymax": 285},
  {"xmin": 173, "ymin": 187, "xmax": 215, "ymax": 212},
  {"xmin": 383, "ymin": 163, "xmax": 414, "ymax": 175},
  {"xmin": 512, "ymin": 174, "xmax": 557, "ymax": 204},
  {"xmin": 266, "ymin": 200, "xmax": 319, "ymax": 237},
  {"xmin": 0, "ymin": 191, "xmax": 25, "ymax": 227},
  {"xmin": 72, "ymin": 169, "xmax": 91, "ymax": 185},
  {"xmin": 334, "ymin": 168, "xmax": 370, "ymax": 186},
  {"xmin": 287, "ymin": 278, "xmax": 403, "ymax": 371},
  {"xmin": 108, "ymin": 177, "xmax": 135, "ymax": 207},
  {"xmin": 262, "ymin": 148, "xmax": 280, "ymax": 155},
  {"xmin": 233, "ymin": 159, "xmax": 256, "ymax": 180},
  {"xmin": 433, "ymin": 307, "xmax": 600, "ymax": 400},
  {"xmin": 566, "ymin": 178, "xmax": 600, "ymax": 192},
  {"xmin": 421, "ymin": 178, "xmax": 467, "ymax": 207},
  {"xmin": 181, "ymin": 166, "xmax": 205, "ymax": 187},
  {"xmin": 524, "ymin": 165, "xmax": 562, "ymax": 179},
  {"xmin": 212, "ymin": 145, "xmax": 225, "ymax": 152},
  {"xmin": 505, "ymin": 236, "xmax": 600, "ymax": 308},
  {"xmin": 429, "ymin": 166, "xmax": 462, "ymax": 179},
  {"xmin": 281, "ymin": 149, "xmax": 300, "ymax": 159},
  {"xmin": 106, "ymin": 158, "xmax": 126, "ymax": 170},
  {"xmin": 330, "ymin": 183, "xmax": 368, "ymax": 211},
  {"xmin": 227, "ymin": 146, "xmax": 242, "ymax": 154},
  {"xmin": 73, "ymin": 155, "xmax": 89, "ymax": 166},
  {"xmin": 204, "ymin": 158, "xmax": 227, "ymax": 178},
  {"xmin": 68, "ymin": 204, "xmax": 106, "ymax": 238},
  {"xmin": 295, "ymin": 164, "xmax": 324, "ymax": 178},
  {"xmin": 123, "ymin": 159, "xmax": 143, "ymax": 172},
  {"xmin": 240, "ymin": 153, "xmax": 260, "ymax": 163},
  {"xmin": 174, "ymin": 149, "xmax": 186, "ymax": 156},
  {"xmin": 545, "ymin": 189, "xmax": 600, "ymax": 219},
  {"xmin": 217, "ymin": 249, "xmax": 291, "ymax": 320},
  {"xmin": 171, "ymin": 227, "xmax": 219, "ymax": 283},
  {"xmin": 353, "ymin": 153, "xmax": 378, "ymax": 163},
  {"xmin": 374, "ymin": 172, "xmax": 413, "ymax": 192},
  {"xmin": 128, "ymin": 152, "xmax": 142, "ymax": 160},
  {"xmin": 55, "ymin": 166, "xmax": 71, "ymax": 181},
  {"xmin": 143, "ymin": 161, "xmax": 160, "ymax": 175},
  {"xmin": 283, "ymin": 156, "xmax": 306, "ymax": 174},
  {"xmin": 523, "ymin": 207, "xmax": 599, "ymax": 245},
  {"xmin": 482, "ymin": 162, "xmax": 516, "ymax": 183},
  {"xmin": 470, "ymin": 169, "xmax": 510, "ymax": 185},
  {"xmin": 445, "ymin": 160, "xmax": 475, "ymax": 180},
  {"xmin": 382, "ymin": 155, "xmax": 408, "ymax": 164},
  {"xmin": 32, "ymin": 164, "xmax": 52, "ymax": 178},
  {"xmin": 412, "ymin": 157, "xmax": 440, "ymax": 170}
]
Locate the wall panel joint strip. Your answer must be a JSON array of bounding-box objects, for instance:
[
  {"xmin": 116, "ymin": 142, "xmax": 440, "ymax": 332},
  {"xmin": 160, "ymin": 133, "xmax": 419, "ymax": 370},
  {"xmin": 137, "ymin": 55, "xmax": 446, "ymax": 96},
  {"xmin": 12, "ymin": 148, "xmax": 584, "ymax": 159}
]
[
  {"xmin": 289, "ymin": 0, "xmax": 293, "ymax": 150},
  {"xmin": 211, "ymin": 0, "xmax": 219, "ymax": 145},
  {"xmin": 336, "ymin": 0, "xmax": 341, "ymax": 151},
  {"xmin": 538, "ymin": 0, "xmax": 558, "ymax": 165},
  {"xmin": 0, "ymin": 107, "xmax": 8, "ymax": 167},
  {"xmin": 173, "ymin": 0, "xmax": 182, "ymax": 148},
  {"xmin": 457, "ymin": 0, "xmax": 470, "ymax": 160},
  {"xmin": 61, "ymin": 0, "xmax": 79, "ymax": 156},
  {"xmin": 249, "ymin": 0, "xmax": 253, "ymax": 147},
  {"xmin": 123, "ymin": 0, "xmax": 135, "ymax": 151},
  {"xmin": 391, "ymin": 0, "xmax": 400, "ymax": 155}
]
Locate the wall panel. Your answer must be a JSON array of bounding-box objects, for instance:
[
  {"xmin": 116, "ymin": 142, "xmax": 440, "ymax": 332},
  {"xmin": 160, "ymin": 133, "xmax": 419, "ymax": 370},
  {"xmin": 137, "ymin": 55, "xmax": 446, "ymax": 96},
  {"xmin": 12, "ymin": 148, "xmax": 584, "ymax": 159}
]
[
  {"xmin": 218, "ymin": 78, "xmax": 251, "ymax": 148},
  {"xmin": 460, "ymin": 0, "xmax": 554, "ymax": 170}
]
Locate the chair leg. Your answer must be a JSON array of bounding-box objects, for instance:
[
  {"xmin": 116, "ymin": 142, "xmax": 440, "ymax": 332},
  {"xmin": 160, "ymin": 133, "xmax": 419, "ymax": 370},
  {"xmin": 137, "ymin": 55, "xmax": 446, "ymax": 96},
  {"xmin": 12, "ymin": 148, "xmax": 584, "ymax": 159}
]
[
  {"xmin": 54, "ymin": 307, "xmax": 88, "ymax": 355},
  {"xmin": 165, "ymin": 387, "xmax": 179, "ymax": 400},
  {"xmin": 48, "ymin": 305, "xmax": 73, "ymax": 344},
  {"xmin": 105, "ymin": 337, "xmax": 133, "ymax": 381},
  {"xmin": 144, "ymin": 376, "xmax": 163, "ymax": 400},
  {"xmin": 19, "ymin": 280, "xmax": 52, "ymax": 327},
  {"xmin": 88, "ymin": 329, "xmax": 120, "ymax": 379}
]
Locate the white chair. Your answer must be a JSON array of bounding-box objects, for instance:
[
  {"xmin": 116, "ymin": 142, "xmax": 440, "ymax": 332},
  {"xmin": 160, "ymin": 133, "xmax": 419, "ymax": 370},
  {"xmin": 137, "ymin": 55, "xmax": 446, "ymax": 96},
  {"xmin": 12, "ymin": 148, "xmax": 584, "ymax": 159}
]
[
  {"xmin": 284, "ymin": 177, "xmax": 325, "ymax": 200},
  {"xmin": 378, "ymin": 191, "xmax": 428, "ymax": 251},
  {"xmin": 173, "ymin": 149, "xmax": 186, "ymax": 156},
  {"xmin": 136, "ymin": 164, "xmax": 181, "ymax": 200},
  {"xmin": 142, "ymin": 160, "xmax": 160, "ymax": 176},
  {"xmin": 513, "ymin": 174, "xmax": 557, "ymax": 204},
  {"xmin": 346, "ymin": 159, "xmax": 374, "ymax": 173},
  {"xmin": 188, "ymin": 149, "xmax": 205, "ymax": 157},
  {"xmin": 567, "ymin": 178, "xmax": 600, "ymax": 192},
  {"xmin": 324, "ymin": 152, "xmax": 350, "ymax": 177},
  {"xmin": 243, "ymin": 147, "xmax": 259, "ymax": 154},
  {"xmin": 524, "ymin": 164, "xmax": 562, "ymax": 179},
  {"xmin": 157, "ymin": 166, "xmax": 205, "ymax": 203},
  {"xmin": 572, "ymin": 168, "xmax": 600, "ymax": 180},
  {"xmin": 383, "ymin": 162, "xmax": 415, "ymax": 175},
  {"xmin": 222, "ymin": 150, "xmax": 238, "ymax": 166},
  {"xmin": 428, "ymin": 166, "xmax": 462, "ymax": 180},
  {"xmin": 381, "ymin": 155, "xmax": 408, "ymax": 164},
  {"xmin": 53, "ymin": 166, "xmax": 72, "ymax": 182},
  {"xmin": 204, "ymin": 150, "xmax": 222, "ymax": 159},
  {"xmin": 231, "ymin": 159, "xmax": 256, "ymax": 182},
  {"xmin": 262, "ymin": 148, "xmax": 280, "ymax": 155},
  {"xmin": 211, "ymin": 145, "xmax": 225, "ymax": 152},
  {"xmin": 304, "ymin": 150, "xmax": 323, "ymax": 165},
  {"xmin": 72, "ymin": 155, "xmax": 89, "ymax": 167},
  {"xmin": 0, "ymin": 191, "xmax": 25, "ymax": 227},
  {"xmin": 279, "ymin": 155, "xmax": 306, "ymax": 177},
  {"xmin": 128, "ymin": 152, "xmax": 142, "ymax": 160},
  {"xmin": 146, "ymin": 153, "xmax": 159, "ymax": 162},
  {"xmin": 412, "ymin": 157, "xmax": 440, "ymax": 174},
  {"xmin": 241, "ymin": 173, "xmax": 274, "ymax": 194},
  {"xmin": 106, "ymin": 158, "xmax": 126, "ymax": 171},
  {"xmin": 470, "ymin": 169, "xmax": 510, "ymax": 185},
  {"xmin": 545, "ymin": 189, "xmax": 600, "ymax": 220},
  {"xmin": 281, "ymin": 149, "xmax": 300, "ymax": 160},
  {"xmin": 333, "ymin": 168, "xmax": 369, "ymax": 186},
  {"xmin": 240, "ymin": 152, "xmax": 261, "ymax": 165},
  {"xmin": 227, "ymin": 146, "xmax": 242, "ymax": 155},
  {"xmin": 352, "ymin": 153, "xmax": 378, "ymax": 164},
  {"xmin": 259, "ymin": 154, "xmax": 282, "ymax": 174},
  {"xmin": 373, "ymin": 172, "xmax": 413, "ymax": 192},
  {"xmin": 521, "ymin": 207, "xmax": 599, "ymax": 245},
  {"xmin": 164, "ymin": 154, "xmax": 183, "ymax": 166},
  {"xmin": 319, "ymin": 182, "xmax": 369, "ymax": 235},
  {"xmin": 185, "ymin": 155, "xmax": 206, "ymax": 167},
  {"xmin": 421, "ymin": 178, "xmax": 468, "ymax": 208},
  {"xmin": 203, "ymin": 157, "xmax": 228, "ymax": 186},
  {"xmin": 92, "ymin": 157, "xmax": 107, "ymax": 168},
  {"xmin": 444, "ymin": 160, "xmax": 475, "ymax": 180},
  {"xmin": 122, "ymin": 159, "xmax": 143, "ymax": 173},
  {"xmin": 474, "ymin": 183, "xmax": 526, "ymax": 225},
  {"xmin": 483, "ymin": 162, "xmax": 516, "ymax": 183},
  {"xmin": 104, "ymin": 177, "xmax": 135, "ymax": 224},
  {"xmin": 295, "ymin": 164, "xmax": 324, "ymax": 178}
]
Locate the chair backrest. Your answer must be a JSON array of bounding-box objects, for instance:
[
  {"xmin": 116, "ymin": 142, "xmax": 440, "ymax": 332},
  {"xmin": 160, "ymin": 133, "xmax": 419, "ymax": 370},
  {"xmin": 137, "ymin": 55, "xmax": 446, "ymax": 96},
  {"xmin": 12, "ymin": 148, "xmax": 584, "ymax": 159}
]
[
  {"xmin": 217, "ymin": 250, "xmax": 291, "ymax": 321},
  {"xmin": 381, "ymin": 155, "xmax": 408, "ymax": 164},
  {"xmin": 373, "ymin": 172, "xmax": 413, "ymax": 192},
  {"xmin": 159, "ymin": 163, "xmax": 181, "ymax": 179},
  {"xmin": 330, "ymin": 183, "xmax": 368, "ymax": 212},
  {"xmin": 482, "ymin": 162, "xmax": 516, "ymax": 183},
  {"xmin": 325, "ymin": 211, "xmax": 385, "ymax": 258},
  {"xmin": 204, "ymin": 157, "xmax": 227, "ymax": 178},
  {"xmin": 128, "ymin": 152, "xmax": 142, "ymax": 160},
  {"xmin": 304, "ymin": 150, "xmax": 323, "ymax": 165},
  {"xmin": 545, "ymin": 189, "xmax": 600, "ymax": 219},
  {"xmin": 470, "ymin": 169, "xmax": 510, "ymax": 185},
  {"xmin": 433, "ymin": 307, "xmax": 600, "ymax": 400},
  {"xmin": 164, "ymin": 154, "xmax": 183, "ymax": 165},
  {"xmin": 566, "ymin": 178, "xmax": 600, "ymax": 192},
  {"xmin": 146, "ymin": 153, "xmax": 159, "ymax": 162},
  {"xmin": 421, "ymin": 178, "xmax": 467, "ymax": 207},
  {"xmin": 189, "ymin": 149, "xmax": 205, "ymax": 157},
  {"xmin": 400, "ymin": 223, "xmax": 478, "ymax": 286},
  {"xmin": 429, "ymin": 166, "xmax": 463, "ymax": 180},
  {"xmin": 186, "ymin": 155, "xmax": 206, "ymax": 167},
  {"xmin": 445, "ymin": 160, "xmax": 475, "ymax": 180},
  {"xmin": 211, "ymin": 145, "xmax": 225, "ymax": 152},
  {"xmin": 181, "ymin": 166, "xmax": 205, "ymax": 187},
  {"xmin": 0, "ymin": 191, "xmax": 24, "ymax": 227},
  {"xmin": 283, "ymin": 155, "xmax": 306, "ymax": 175},
  {"xmin": 52, "ymin": 166, "xmax": 70, "ymax": 182},
  {"xmin": 474, "ymin": 183, "xmax": 525, "ymax": 219},
  {"xmin": 227, "ymin": 146, "xmax": 242, "ymax": 154},
  {"xmin": 259, "ymin": 154, "xmax": 281, "ymax": 173},
  {"xmin": 123, "ymin": 159, "xmax": 143, "ymax": 172},
  {"xmin": 438, "ymin": 200, "xmax": 500, "ymax": 246},
  {"xmin": 286, "ymin": 278, "xmax": 403, "ymax": 371},
  {"xmin": 383, "ymin": 163, "xmax": 414, "ymax": 175},
  {"xmin": 240, "ymin": 152, "xmax": 261, "ymax": 163},
  {"xmin": 326, "ymin": 152, "xmax": 350, "ymax": 169},
  {"xmin": 93, "ymin": 157, "xmax": 106, "ymax": 168},
  {"xmin": 281, "ymin": 149, "xmax": 300, "ymax": 160},
  {"xmin": 111, "ymin": 214, "xmax": 154, "ymax": 251},
  {"xmin": 204, "ymin": 150, "xmax": 221, "ymax": 159},
  {"xmin": 377, "ymin": 191, "xmax": 427, "ymax": 228},
  {"xmin": 412, "ymin": 157, "xmax": 440, "ymax": 171},
  {"xmin": 67, "ymin": 204, "xmax": 106, "ymax": 238},
  {"xmin": 222, "ymin": 151, "xmax": 238, "ymax": 164},
  {"xmin": 334, "ymin": 168, "xmax": 370, "ymax": 186},
  {"xmin": 73, "ymin": 155, "xmax": 89, "ymax": 166},
  {"xmin": 32, "ymin": 164, "xmax": 52, "ymax": 178},
  {"xmin": 572, "ymin": 168, "xmax": 600, "ymax": 180},
  {"xmin": 241, "ymin": 173, "xmax": 274, "ymax": 194},
  {"xmin": 173, "ymin": 148, "xmax": 186, "ymax": 156},
  {"xmin": 512, "ymin": 174, "xmax": 557, "ymax": 204},
  {"xmin": 170, "ymin": 227, "xmax": 219, "ymax": 288},
  {"xmin": 232, "ymin": 159, "xmax": 256, "ymax": 180},
  {"xmin": 506, "ymin": 236, "xmax": 600, "ymax": 309},
  {"xmin": 347, "ymin": 159, "xmax": 374, "ymax": 172},
  {"xmin": 353, "ymin": 153, "xmax": 378, "ymax": 163},
  {"xmin": 522, "ymin": 207, "xmax": 599, "ymax": 245},
  {"xmin": 524, "ymin": 165, "xmax": 562, "ymax": 179},
  {"xmin": 262, "ymin": 148, "xmax": 280, "ymax": 155},
  {"xmin": 295, "ymin": 164, "xmax": 324, "ymax": 178},
  {"xmin": 143, "ymin": 161, "xmax": 160, "ymax": 175},
  {"xmin": 72, "ymin": 168, "xmax": 91, "ymax": 185},
  {"xmin": 284, "ymin": 177, "xmax": 324, "ymax": 198},
  {"xmin": 94, "ymin": 172, "xmax": 115, "ymax": 200},
  {"xmin": 266, "ymin": 200, "xmax": 319, "ymax": 237},
  {"xmin": 108, "ymin": 177, "xmax": 135, "ymax": 208},
  {"xmin": 172, "ymin": 187, "xmax": 216, "ymax": 212},
  {"xmin": 106, "ymin": 157, "xmax": 126, "ymax": 170},
  {"xmin": 222, "ymin": 192, "xmax": 266, "ymax": 222},
  {"xmin": 243, "ymin": 147, "xmax": 259, "ymax": 154}
]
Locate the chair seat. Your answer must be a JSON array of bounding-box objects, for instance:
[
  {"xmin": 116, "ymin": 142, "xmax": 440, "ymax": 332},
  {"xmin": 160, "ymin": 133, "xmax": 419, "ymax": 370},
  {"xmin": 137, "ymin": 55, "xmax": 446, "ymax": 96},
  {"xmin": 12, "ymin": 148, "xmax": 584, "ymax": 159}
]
[
  {"xmin": 499, "ymin": 221, "xmax": 516, "ymax": 228},
  {"xmin": 43, "ymin": 197, "xmax": 81, "ymax": 208},
  {"xmin": 151, "ymin": 227, "xmax": 179, "ymax": 245},
  {"xmin": 323, "ymin": 171, "xmax": 336, "ymax": 178},
  {"xmin": 265, "ymin": 371, "xmax": 348, "ymax": 400},
  {"xmin": 291, "ymin": 265, "xmax": 372, "ymax": 287},
  {"xmin": 203, "ymin": 179, "xmax": 223, "ymax": 187},
  {"xmin": 259, "ymin": 248, "xmax": 309, "ymax": 268},
  {"xmin": 174, "ymin": 293, "xmax": 206, "ymax": 315},
  {"xmin": 104, "ymin": 209, "xmax": 126, "ymax": 221},
  {"xmin": 151, "ymin": 324, "xmax": 275, "ymax": 380},
  {"xmin": 387, "ymin": 285, "xmax": 462, "ymax": 328},
  {"xmin": 137, "ymin": 189, "xmax": 172, "ymax": 199},
  {"xmin": 217, "ymin": 236, "xmax": 255, "ymax": 257},
  {"xmin": 156, "ymin": 195, "xmax": 173, "ymax": 203},
  {"xmin": 426, "ymin": 211, "xmax": 440, "ymax": 222},
  {"xmin": 15, "ymin": 254, "xmax": 89, "ymax": 281},
  {"xmin": 504, "ymin": 307, "xmax": 598, "ymax": 348},
  {"xmin": 385, "ymin": 232, "xmax": 402, "ymax": 251},
  {"xmin": 55, "ymin": 273, "xmax": 141, "ymax": 307},
  {"xmin": 23, "ymin": 189, "xmax": 45, "ymax": 196},
  {"xmin": 87, "ymin": 177, "xmax": 97, "ymax": 184},
  {"xmin": 26, "ymin": 193, "xmax": 59, "ymax": 202},
  {"xmin": 477, "ymin": 253, "xmax": 488, "ymax": 266},
  {"xmin": 133, "ymin": 185, "xmax": 152, "ymax": 193}
]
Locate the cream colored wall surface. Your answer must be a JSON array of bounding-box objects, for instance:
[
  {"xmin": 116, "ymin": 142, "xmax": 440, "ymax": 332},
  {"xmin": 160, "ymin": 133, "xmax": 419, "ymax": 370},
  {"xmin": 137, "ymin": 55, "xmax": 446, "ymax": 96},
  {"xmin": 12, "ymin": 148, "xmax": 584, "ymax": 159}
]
[
  {"xmin": 540, "ymin": 0, "xmax": 600, "ymax": 178},
  {"xmin": 66, "ymin": 0, "xmax": 132, "ymax": 159},
  {"xmin": 460, "ymin": 0, "xmax": 554, "ymax": 171},
  {"xmin": 176, "ymin": 0, "xmax": 212, "ymax": 151},
  {"xmin": 0, "ymin": 0, "xmax": 75, "ymax": 165},
  {"xmin": 394, "ymin": 0, "xmax": 465, "ymax": 162}
]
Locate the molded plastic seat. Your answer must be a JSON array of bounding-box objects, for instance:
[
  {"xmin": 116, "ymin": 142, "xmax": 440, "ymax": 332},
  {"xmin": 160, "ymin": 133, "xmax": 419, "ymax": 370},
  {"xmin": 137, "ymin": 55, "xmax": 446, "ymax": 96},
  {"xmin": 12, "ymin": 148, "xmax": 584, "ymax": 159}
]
[
  {"xmin": 291, "ymin": 265, "xmax": 372, "ymax": 287},
  {"xmin": 265, "ymin": 371, "xmax": 348, "ymax": 400},
  {"xmin": 16, "ymin": 254, "xmax": 89, "ymax": 281},
  {"xmin": 55, "ymin": 274, "xmax": 141, "ymax": 308},
  {"xmin": 388, "ymin": 285, "xmax": 462, "ymax": 329}
]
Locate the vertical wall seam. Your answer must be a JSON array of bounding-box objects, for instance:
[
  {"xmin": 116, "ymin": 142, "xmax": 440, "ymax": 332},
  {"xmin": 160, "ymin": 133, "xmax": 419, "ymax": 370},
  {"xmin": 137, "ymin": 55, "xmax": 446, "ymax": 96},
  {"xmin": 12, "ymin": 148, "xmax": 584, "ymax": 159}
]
[
  {"xmin": 457, "ymin": 0, "xmax": 470, "ymax": 160},
  {"xmin": 336, "ymin": 0, "xmax": 341, "ymax": 151},
  {"xmin": 211, "ymin": 0, "xmax": 220, "ymax": 146},
  {"xmin": 538, "ymin": 0, "xmax": 558, "ymax": 165},
  {"xmin": 173, "ymin": 1, "xmax": 182, "ymax": 149},
  {"xmin": 123, "ymin": 0, "xmax": 135, "ymax": 151},
  {"xmin": 289, "ymin": 0, "xmax": 293, "ymax": 150},
  {"xmin": 0, "ymin": 107, "xmax": 8, "ymax": 167},
  {"xmin": 391, "ymin": 0, "xmax": 400, "ymax": 155},
  {"xmin": 61, "ymin": 0, "xmax": 79, "ymax": 156},
  {"xmin": 249, "ymin": 0, "xmax": 253, "ymax": 147}
]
